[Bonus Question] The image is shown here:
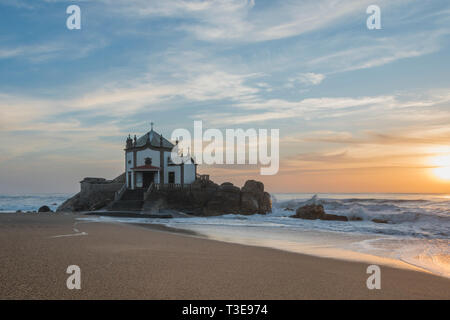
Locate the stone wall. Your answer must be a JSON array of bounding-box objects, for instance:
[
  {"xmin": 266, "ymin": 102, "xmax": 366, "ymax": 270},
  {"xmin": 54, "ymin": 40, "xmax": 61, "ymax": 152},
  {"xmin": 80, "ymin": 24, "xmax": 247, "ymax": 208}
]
[
  {"xmin": 80, "ymin": 178, "xmax": 123, "ymax": 200},
  {"xmin": 57, "ymin": 175, "xmax": 125, "ymax": 212}
]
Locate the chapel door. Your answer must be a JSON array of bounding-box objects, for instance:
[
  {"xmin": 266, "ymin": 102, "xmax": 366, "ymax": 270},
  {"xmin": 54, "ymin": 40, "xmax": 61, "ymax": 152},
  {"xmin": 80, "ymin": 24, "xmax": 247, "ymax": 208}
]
[{"xmin": 143, "ymin": 172, "xmax": 154, "ymax": 188}]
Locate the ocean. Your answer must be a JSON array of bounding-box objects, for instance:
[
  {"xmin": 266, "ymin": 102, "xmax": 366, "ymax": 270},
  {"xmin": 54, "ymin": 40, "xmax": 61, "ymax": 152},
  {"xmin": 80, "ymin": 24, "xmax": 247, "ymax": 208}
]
[
  {"xmin": 1, "ymin": 192, "xmax": 449, "ymax": 277},
  {"xmin": 0, "ymin": 193, "xmax": 71, "ymax": 213}
]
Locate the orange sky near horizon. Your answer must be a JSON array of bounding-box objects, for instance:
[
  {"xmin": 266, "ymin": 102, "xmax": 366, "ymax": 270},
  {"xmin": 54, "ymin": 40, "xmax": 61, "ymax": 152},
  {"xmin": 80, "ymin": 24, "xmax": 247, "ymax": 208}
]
[{"xmin": 204, "ymin": 166, "xmax": 450, "ymax": 194}]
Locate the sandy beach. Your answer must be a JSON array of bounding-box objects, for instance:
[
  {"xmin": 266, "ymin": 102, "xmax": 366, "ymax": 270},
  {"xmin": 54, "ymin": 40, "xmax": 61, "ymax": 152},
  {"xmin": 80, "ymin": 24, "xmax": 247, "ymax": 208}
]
[{"xmin": 0, "ymin": 212, "xmax": 448, "ymax": 299}]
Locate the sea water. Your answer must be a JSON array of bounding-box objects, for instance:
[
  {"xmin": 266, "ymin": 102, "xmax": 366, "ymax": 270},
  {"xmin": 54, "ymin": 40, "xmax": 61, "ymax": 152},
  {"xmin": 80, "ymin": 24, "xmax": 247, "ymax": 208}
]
[{"xmin": 0, "ymin": 193, "xmax": 71, "ymax": 212}]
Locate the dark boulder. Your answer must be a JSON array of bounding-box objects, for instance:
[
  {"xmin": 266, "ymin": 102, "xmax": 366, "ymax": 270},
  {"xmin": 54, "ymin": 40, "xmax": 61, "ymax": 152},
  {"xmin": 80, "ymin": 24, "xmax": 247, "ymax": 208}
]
[
  {"xmin": 202, "ymin": 180, "xmax": 272, "ymax": 216},
  {"xmin": 372, "ymin": 218, "xmax": 388, "ymax": 224},
  {"xmin": 261, "ymin": 192, "xmax": 272, "ymax": 213},
  {"xmin": 322, "ymin": 213, "xmax": 348, "ymax": 222},
  {"xmin": 240, "ymin": 180, "xmax": 264, "ymax": 214},
  {"xmin": 38, "ymin": 205, "xmax": 52, "ymax": 213},
  {"xmin": 292, "ymin": 204, "xmax": 326, "ymax": 220},
  {"xmin": 204, "ymin": 182, "xmax": 241, "ymax": 216},
  {"xmin": 291, "ymin": 203, "xmax": 348, "ymax": 221},
  {"xmin": 240, "ymin": 180, "xmax": 271, "ymax": 215}
]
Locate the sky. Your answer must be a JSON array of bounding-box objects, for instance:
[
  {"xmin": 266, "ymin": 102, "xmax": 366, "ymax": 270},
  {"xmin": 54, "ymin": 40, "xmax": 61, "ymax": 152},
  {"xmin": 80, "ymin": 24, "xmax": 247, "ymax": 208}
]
[{"xmin": 0, "ymin": 0, "xmax": 449, "ymax": 194}]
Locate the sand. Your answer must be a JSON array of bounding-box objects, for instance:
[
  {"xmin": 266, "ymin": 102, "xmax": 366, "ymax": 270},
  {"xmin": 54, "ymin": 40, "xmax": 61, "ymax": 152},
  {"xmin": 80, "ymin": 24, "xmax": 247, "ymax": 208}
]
[{"xmin": 0, "ymin": 212, "xmax": 449, "ymax": 299}]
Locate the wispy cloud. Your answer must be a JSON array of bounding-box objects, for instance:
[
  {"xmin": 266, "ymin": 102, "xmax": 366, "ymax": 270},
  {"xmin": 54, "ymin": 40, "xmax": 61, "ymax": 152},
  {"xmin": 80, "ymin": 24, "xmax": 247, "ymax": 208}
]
[
  {"xmin": 288, "ymin": 73, "xmax": 326, "ymax": 86},
  {"xmin": 0, "ymin": 39, "xmax": 108, "ymax": 62},
  {"xmin": 98, "ymin": 0, "xmax": 404, "ymax": 42},
  {"xmin": 307, "ymin": 29, "xmax": 449, "ymax": 73}
]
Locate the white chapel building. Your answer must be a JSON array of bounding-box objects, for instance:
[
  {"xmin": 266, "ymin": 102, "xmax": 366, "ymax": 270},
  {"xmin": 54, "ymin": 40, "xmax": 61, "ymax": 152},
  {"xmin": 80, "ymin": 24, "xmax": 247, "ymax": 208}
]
[{"xmin": 124, "ymin": 124, "xmax": 197, "ymax": 190}]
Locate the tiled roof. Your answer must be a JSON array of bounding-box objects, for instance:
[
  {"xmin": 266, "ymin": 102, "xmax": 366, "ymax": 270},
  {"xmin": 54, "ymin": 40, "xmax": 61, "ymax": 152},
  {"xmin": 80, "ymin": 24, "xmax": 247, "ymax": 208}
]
[
  {"xmin": 132, "ymin": 164, "xmax": 161, "ymax": 171},
  {"xmin": 135, "ymin": 129, "xmax": 174, "ymax": 148}
]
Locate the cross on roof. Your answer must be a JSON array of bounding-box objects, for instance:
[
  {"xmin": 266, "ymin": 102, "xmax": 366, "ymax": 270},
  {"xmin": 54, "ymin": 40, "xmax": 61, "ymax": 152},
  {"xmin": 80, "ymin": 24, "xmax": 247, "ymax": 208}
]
[{"xmin": 150, "ymin": 122, "xmax": 154, "ymax": 131}]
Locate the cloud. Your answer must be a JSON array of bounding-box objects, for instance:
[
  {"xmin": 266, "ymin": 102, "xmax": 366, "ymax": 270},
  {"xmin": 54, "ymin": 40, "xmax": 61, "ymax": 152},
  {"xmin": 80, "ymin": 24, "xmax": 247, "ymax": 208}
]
[
  {"xmin": 0, "ymin": 39, "xmax": 108, "ymax": 62},
  {"xmin": 285, "ymin": 127, "xmax": 450, "ymax": 146},
  {"xmin": 191, "ymin": 88, "xmax": 450, "ymax": 126},
  {"xmin": 1, "ymin": 0, "xmax": 35, "ymax": 9},
  {"xmin": 97, "ymin": 0, "xmax": 401, "ymax": 42},
  {"xmin": 289, "ymin": 73, "xmax": 326, "ymax": 86},
  {"xmin": 307, "ymin": 29, "xmax": 449, "ymax": 73}
]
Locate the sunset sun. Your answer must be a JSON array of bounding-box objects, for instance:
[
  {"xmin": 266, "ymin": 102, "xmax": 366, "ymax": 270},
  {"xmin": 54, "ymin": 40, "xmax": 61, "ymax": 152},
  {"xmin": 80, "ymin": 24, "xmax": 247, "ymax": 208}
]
[{"xmin": 431, "ymin": 155, "xmax": 450, "ymax": 181}]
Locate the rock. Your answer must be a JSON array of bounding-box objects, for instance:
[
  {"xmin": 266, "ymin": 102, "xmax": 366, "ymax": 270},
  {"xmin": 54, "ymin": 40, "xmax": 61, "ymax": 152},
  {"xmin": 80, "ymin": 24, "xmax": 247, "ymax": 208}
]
[
  {"xmin": 240, "ymin": 192, "xmax": 259, "ymax": 214},
  {"xmin": 283, "ymin": 207, "xmax": 294, "ymax": 211},
  {"xmin": 372, "ymin": 218, "xmax": 388, "ymax": 224},
  {"xmin": 241, "ymin": 180, "xmax": 264, "ymax": 194},
  {"xmin": 261, "ymin": 192, "xmax": 272, "ymax": 213},
  {"xmin": 322, "ymin": 213, "xmax": 348, "ymax": 222},
  {"xmin": 204, "ymin": 182, "xmax": 241, "ymax": 216},
  {"xmin": 38, "ymin": 205, "xmax": 52, "ymax": 213},
  {"xmin": 240, "ymin": 180, "xmax": 271, "ymax": 215},
  {"xmin": 292, "ymin": 204, "xmax": 326, "ymax": 220},
  {"xmin": 291, "ymin": 203, "xmax": 348, "ymax": 221},
  {"xmin": 202, "ymin": 180, "xmax": 272, "ymax": 216}
]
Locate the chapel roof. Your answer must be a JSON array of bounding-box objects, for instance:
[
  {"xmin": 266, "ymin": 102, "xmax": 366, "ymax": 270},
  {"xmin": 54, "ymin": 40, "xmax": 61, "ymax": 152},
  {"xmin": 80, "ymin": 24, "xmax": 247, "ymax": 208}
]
[{"xmin": 135, "ymin": 128, "xmax": 175, "ymax": 149}]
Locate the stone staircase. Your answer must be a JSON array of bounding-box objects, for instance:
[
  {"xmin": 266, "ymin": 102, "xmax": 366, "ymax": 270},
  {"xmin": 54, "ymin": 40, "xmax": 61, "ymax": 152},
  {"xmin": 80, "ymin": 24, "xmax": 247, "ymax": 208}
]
[{"xmin": 109, "ymin": 189, "xmax": 144, "ymax": 211}]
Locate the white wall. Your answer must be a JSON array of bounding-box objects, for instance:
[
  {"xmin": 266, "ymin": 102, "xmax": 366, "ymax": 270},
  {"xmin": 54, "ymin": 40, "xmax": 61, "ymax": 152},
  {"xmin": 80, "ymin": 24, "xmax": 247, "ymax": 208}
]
[
  {"xmin": 125, "ymin": 148, "xmax": 197, "ymax": 186},
  {"xmin": 125, "ymin": 151, "xmax": 134, "ymax": 187},
  {"xmin": 184, "ymin": 163, "xmax": 196, "ymax": 184},
  {"xmin": 136, "ymin": 149, "xmax": 161, "ymax": 167},
  {"xmin": 136, "ymin": 172, "xmax": 143, "ymax": 188},
  {"xmin": 167, "ymin": 166, "xmax": 181, "ymax": 184}
]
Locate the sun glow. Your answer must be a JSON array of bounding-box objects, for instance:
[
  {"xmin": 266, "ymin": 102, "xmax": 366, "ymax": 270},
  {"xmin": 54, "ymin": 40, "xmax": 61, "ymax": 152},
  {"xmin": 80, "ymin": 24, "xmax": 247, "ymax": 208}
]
[{"xmin": 431, "ymin": 155, "xmax": 450, "ymax": 181}]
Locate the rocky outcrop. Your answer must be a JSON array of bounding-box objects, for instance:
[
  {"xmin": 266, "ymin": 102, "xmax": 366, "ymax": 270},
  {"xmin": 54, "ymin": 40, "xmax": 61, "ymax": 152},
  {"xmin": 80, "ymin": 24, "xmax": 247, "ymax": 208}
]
[
  {"xmin": 147, "ymin": 180, "xmax": 271, "ymax": 216},
  {"xmin": 291, "ymin": 204, "xmax": 348, "ymax": 221},
  {"xmin": 58, "ymin": 173, "xmax": 272, "ymax": 216}
]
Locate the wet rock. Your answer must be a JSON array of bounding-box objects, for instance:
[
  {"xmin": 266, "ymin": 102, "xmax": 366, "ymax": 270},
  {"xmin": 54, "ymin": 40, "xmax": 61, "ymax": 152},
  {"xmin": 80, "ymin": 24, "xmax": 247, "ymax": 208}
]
[
  {"xmin": 322, "ymin": 213, "xmax": 348, "ymax": 221},
  {"xmin": 372, "ymin": 218, "xmax": 388, "ymax": 224},
  {"xmin": 38, "ymin": 205, "xmax": 52, "ymax": 213},
  {"xmin": 204, "ymin": 182, "xmax": 241, "ymax": 216},
  {"xmin": 261, "ymin": 192, "xmax": 272, "ymax": 214},
  {"xmin": 240, "ymin": 180, "xmax": 270, "ymax": 215},
  {"xmin": 291, "ymin": 203, "xmax": 348, "ymax": 221},
  {"xmin": 292, "ymin": 204, "xmax": 326, "ymax": 220}
]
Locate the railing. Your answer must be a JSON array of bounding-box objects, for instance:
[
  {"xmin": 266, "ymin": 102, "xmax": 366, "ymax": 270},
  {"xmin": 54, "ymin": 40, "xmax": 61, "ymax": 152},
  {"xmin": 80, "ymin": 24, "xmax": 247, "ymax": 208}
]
[
  {"xmin": 147, "ymin": 183, "xmax": 191, "ymax": 192},
  {"xmin": 196, "ymin": 174, "xmax": 210, "ymax": 181},
  {"xmin": 158, "ymin": 183, "xmax": 191, "ymax": 190},
  {"xmin": 143, "ymin": 182, "xmax": 154, "ymax": 201},
  {"xmin": 114, "ymin": 183, "xmax": 127, "ymax": 201}
]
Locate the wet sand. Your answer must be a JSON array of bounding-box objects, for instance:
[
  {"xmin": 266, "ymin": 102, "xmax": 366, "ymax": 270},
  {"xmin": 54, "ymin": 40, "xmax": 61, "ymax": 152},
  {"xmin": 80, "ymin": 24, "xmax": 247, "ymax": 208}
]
[{"xmin": 0, "ymin": 212, "xmax": 449, "ymax": 299}]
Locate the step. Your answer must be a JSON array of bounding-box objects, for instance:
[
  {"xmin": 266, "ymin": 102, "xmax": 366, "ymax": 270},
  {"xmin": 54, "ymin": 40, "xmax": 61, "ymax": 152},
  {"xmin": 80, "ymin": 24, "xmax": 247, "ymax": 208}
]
[
  {"xmin": 109, "ymin": 200, "xmax": 143, "ymax": 211},
  {"xmin": 121, "ymin": 189, "xmax": 145, "ymax": 201}
]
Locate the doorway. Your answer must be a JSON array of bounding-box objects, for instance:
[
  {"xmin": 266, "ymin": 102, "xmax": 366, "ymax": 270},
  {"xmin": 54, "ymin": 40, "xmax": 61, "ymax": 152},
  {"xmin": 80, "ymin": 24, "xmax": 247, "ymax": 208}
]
[{"xmin": 142, "ymin": 171, "xmax": 155, "ymax": 189}]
